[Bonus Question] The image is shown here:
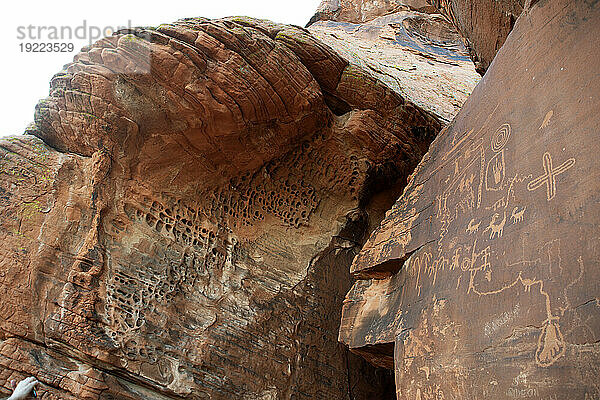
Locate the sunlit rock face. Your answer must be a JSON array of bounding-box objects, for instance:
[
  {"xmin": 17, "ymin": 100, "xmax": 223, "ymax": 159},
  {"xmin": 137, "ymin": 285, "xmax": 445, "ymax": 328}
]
[
  {"xmin": 308, "ymin": 11, "xmax": 481, "ymax": 124},
  {"xmin": 307, "ymin": 0, "xmax": 438, "ymax": 25},
  {"xmin": 0, "ymin": 13, "xmax": 479, "ymax": 398},
  {"xmin": 339, "ymin": 0, "xmax": 600, "ymax": 398},
  {"xmin": 309, "ymin": 0, "xmax": 525, "ymax": 75}
]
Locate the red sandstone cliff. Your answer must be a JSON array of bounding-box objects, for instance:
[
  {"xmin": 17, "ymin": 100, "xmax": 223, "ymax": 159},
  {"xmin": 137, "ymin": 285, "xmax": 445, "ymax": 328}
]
[{"xmin": 0, "ymin": 0, "xmax": 597, "ymax": 399}]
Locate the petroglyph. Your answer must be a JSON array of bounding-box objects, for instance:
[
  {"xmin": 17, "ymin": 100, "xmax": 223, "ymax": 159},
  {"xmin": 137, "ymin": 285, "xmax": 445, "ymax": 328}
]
[
  {"xmin": 527, "ymin": 152, "xmax": 575, "ymax": 201},
  {"xmin": 410, "ymin": 238, "xmax": 491, "ymax": 291},
  {"xmin": 539, "ymin": 110, "xmax": 553, "ymax": 130},
  {"xmin": 506, "ymin": 387, "xmax": 539, "ymax": 398},
  {"xmin": 536, "ymin": 319, "xmax": 565, "ymax": 367},
  {"xmin": 483, "ymin": 211, "xmax": 507, "ymax": 239},
  {"xmin": 432, "ymin": 122, "xmax": 515, "ymax": 248},
  {"xmin": 410, "ymin": 123, "xmax": 579, "ymax": 370},
  {"xmin": 406, "ymin": 223, "xmax": 576, "ymax": 369},
  {"xmin": 343, "ymin": 6, "xmax": 600, "ymax": 396},
  {"xmin": 484, "ymin": 303, "xmax": 521, "ymax": 337},
  {"xmin": 511, "ymin": 206, "xmax": 526, "ymax": 224},
  {"xmin": 491, "ymin": 123, "xmax": 511, "ymax": 152},
  {"xmin": 467, "ymin": 238, "xmax": 579, "ymax": 367},
  {"xmin": 466, "ymin": 218, "xmax": 481, "ymax": 234},
  {"xmin": 486, "ymin": 151, "xmax": 506, "ymax": 191}
]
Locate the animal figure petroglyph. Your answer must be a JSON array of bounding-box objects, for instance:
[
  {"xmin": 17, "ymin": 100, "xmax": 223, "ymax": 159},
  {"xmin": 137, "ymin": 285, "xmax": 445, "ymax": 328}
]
[
  {"xmin": 466, "ymin": 218, "xmax": 481, "ymax": 234},
  {"xmin": 483, "ymin": 211, "xmax": 506, "ymax": 239},
  {"xmin": 511, "ymin": 206, "xmax": 526, "ymax": 224},
  {"xmin": 465, "ymin": 239, "xmax": 581, "ymax": 368}
]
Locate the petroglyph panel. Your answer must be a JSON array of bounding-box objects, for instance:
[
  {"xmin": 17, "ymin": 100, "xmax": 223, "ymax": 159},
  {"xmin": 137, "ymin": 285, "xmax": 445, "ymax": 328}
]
[{"xmin": 340, "ymin": 0, "xmax": 600, "ymax": 398}]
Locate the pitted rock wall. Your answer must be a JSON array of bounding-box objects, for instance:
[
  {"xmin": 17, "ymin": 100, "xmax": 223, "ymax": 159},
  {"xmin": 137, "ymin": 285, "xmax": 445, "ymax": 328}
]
[{"xmin": 0, "ymin": 14, "xmax": 472, "ymax": 399}]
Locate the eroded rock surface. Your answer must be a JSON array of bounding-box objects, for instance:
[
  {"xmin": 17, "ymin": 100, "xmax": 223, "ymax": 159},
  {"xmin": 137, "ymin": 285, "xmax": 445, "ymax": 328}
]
[
  {"xmin": 0, "ymin": 16, "xmax": 449, "ymax": 399},
  {"xmin": 430, "ymin": 0, "xmax": 524, "ymax": 73},
  {"xmin": 309, "ymin": 0, "xmax": 525, "ymax": 75},
  {"xmin": 309, "ymin": 12, "xmax": 480, "ymax": 123},
  {"xmin": 307, "ymin": 0, "xmax": 438, "ymax": 25},
  {"xmin": 340, "ymin": 0, "xmax": 600, "ymax": 398}
]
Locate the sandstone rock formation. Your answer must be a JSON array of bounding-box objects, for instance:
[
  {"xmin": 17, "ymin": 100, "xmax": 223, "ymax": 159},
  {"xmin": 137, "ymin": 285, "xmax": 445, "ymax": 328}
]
[
  {"xmin": 430, "ymin": 0, "xmax": 524, "ymax": 74},
  {"xmin": 0, "ymin": 14, "xmax": 466, "ymax": 399},
  {"xmin": 339, "ymin": 0, "xmax": 600, "ymax": 398},
  {"xmin": 308, "ymin": 0, "xmax": 524, "ymax": 74},
  {"xmin": 307, "ymin": 0, "xmax": 438, "ymax": 25},
  {"xmin": 4, "ymin": 0, "xmax": 593, "ymax": 398},
  {"xmin": 308, "ymin": 11, "xmax": 480, "ymax": 124}
]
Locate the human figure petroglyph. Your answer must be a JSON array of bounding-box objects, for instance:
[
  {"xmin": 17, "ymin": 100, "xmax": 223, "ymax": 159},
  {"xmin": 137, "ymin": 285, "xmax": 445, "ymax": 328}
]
[
  {"xmin": 413, "ymin": 123, "xmax": 577, "ymax": 370},
  {"xmin": 438, "ymin": 122, "xmax": 512, "ymax": 223},
  {"xmin": 408, "ymin": 232, "xmax": 581, "ymax": 370},
  {"xmin": 459, "ymin": 173, "xmax": 475, "ymax": 193},
  {"xmin": 436, "ymin": 158, "xmax": 480, "ymax": 244},
  {"xmin": 483, "ymin": 211, "xmax": 506, "ymax": 239},
  {"xmin": 511, "ymin": 206, "xmax": 526, "ymax": 224},
  {"xmin": 427, "ymin": 125, "xmax": 576, "ymax": 370},
  {"xmin": 477, "ymin": 147, "xmax": 485, "ymax": 208},
  {"xmin": 527, "ymin": 152, "xmax": 575, "ymax": 201},
  {"xmin": 493, "ymin": 156, "xmax": 503, "ymax": 185}
]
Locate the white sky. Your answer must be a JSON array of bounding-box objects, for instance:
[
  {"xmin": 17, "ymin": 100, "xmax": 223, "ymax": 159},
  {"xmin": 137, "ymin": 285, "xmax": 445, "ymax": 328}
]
[{"xmin": 0, "ymin": 0, "xmax": 321, "ymax": 137}]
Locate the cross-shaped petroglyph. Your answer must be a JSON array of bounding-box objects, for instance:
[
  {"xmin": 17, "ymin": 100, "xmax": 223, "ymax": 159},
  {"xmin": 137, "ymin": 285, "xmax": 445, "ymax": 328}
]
[{"xmin": 527, "ymin": 152, "xmax": 575, "ymax": 201}]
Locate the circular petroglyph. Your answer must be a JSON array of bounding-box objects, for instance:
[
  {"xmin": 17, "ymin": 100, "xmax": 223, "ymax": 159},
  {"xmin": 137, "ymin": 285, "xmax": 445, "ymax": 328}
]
[{"xmin": 491, "ymin": 123, "xmax": 511, "ymax": 152}]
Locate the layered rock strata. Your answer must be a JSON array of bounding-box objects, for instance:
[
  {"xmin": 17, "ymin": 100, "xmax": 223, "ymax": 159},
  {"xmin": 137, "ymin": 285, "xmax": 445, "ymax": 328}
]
[{"xmin": 430, "ymin": 0, "xmax": 524, "ymax": 74}]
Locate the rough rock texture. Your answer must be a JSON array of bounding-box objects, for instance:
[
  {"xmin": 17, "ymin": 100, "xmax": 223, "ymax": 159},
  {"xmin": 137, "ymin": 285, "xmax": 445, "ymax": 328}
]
[
  {"xmin": 308, "ymin": 12, "xmax": 480, "ymax": 123},
  {"xmin": 430, "ymin": 0, "xmax": 524, "ymax": 74},
  {"xmin": 0, "ymin": 15, "xmax": 457, "ymax": 399},
  {"xmin": 340, "ymin": 0, "xmax": 600, "ymax": 398},
  {"xmin": 308, "ymin": 0, "xmax": 525, "ymax": 74},
  {"xmin": 307, "ymin": 0, "xmax": 438, "ymax": 26}
]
